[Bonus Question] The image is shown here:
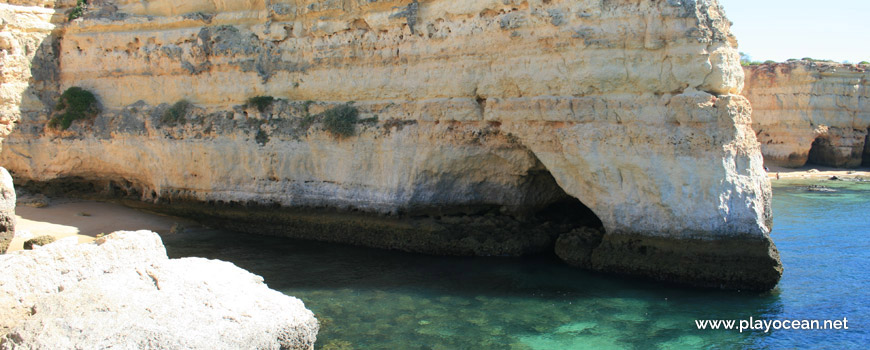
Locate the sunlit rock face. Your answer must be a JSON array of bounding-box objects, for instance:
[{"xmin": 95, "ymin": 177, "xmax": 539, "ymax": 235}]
[
  {"xmin": 0, "ymin": 231, "xmax": 319, "ymax": 349},
  {"xmin": 0, "ymin": 0, "xmax": 780, "ymax": 289},
  {"xmin": 743, "ymin": 62, "xmax": 870, "ymax": 168}
]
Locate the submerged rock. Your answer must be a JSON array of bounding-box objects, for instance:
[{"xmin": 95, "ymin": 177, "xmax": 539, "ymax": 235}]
[
  {"xmin": 0, "ymin": 231, "xmax": 318, "ymax": 349},
  {"xmin": 806, "ymin": 185, "xmax": 837, "ymax": 193}
]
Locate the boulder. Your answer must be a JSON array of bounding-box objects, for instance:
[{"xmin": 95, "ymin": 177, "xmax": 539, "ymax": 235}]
[
  {"xmin": 0, "ymin": 168, "xmax": 15, "ymax": 254},
  {"xmin": 0, "ymin": 230, "xmax": 318, "ymax": 349}
]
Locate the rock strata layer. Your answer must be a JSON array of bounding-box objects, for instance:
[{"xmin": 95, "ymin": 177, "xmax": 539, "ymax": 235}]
[
  {"xmin": 0, "ymin": 0, "xmax": 780, "ymax": 289},
  {"xmin": 743, "ymin": 61, "xmax": 870, "ymax": 168},
  {"xmin": 0, "ymin": 230, "xmax": 319, "ymax": 349}
]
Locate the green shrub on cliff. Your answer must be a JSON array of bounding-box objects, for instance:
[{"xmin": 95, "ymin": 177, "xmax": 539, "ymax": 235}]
[
  {"xmin": 322, "ymin": 104, "xmax": 359, "ymax": 138},
  {"xmin": 162, "ymin": 100, "xmax": 192, "ymax": 126},
  {"xmin": 48, "ymin": 87, "xmax": 99, "ymax": 130},
  {"xmin": 68, "ymin": 0, "xmax": 87, "ymax": 20},
  {"xmin": 246, "ymin": 96, "xmax": 276, "ymax": 112}
]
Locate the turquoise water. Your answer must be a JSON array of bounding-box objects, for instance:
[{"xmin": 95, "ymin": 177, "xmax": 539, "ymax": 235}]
[{"xmin": 162, "ymin": 180, "xmax": 869, "ymax": 349}]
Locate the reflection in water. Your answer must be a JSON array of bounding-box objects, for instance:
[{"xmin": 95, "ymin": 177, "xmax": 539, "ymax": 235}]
[{"xmin": 162, "ymin": 180, "xmax": 869, "ymax": 349}]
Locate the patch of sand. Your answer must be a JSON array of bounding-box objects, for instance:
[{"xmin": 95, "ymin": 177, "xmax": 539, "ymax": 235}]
[
  {"xmin": 766, "ymin": 165, "xmax": 870, "ymax": 181},
  {"xmin": 6, "ymin": 200, "xmax": 193, "ymax": 253}
]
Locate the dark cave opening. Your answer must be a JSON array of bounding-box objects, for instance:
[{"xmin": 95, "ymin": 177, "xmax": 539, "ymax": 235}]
[
  {"xmin": 863, "ymin": 129, "xmax": 870, "ymax": 166},
  {"xmin": 806, "ymin": 136, "xmax": 835, "ymax": 166}
]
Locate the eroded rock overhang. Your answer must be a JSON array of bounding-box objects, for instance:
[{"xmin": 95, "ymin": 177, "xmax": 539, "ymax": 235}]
[{"xmin": 0, "ymin": 0, "xmax": 781, "ymax": 289}]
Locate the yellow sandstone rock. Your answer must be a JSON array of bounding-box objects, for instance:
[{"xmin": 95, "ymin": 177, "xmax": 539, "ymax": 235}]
[
  {"xmin": 0, "ymin": 0, "xmax": 780, "ymax": 289},
  {"xmin": 743, "ymin": 61, "xmax": 870, "ymax": 168}
]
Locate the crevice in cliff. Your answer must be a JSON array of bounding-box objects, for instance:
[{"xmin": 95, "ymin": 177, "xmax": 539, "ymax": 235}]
[{"xmin": 863, "ymin": 129, "xmax": 870, "ymax": 167}]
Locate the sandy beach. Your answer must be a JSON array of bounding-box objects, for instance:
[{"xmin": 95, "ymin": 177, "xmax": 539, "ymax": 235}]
[
  {"xmin": 6, "ymin": 199, "xmax": 194, "ymax": 253},
  {"xmin": 766, "ymin": 165, "xmax": 870, "ymax": 181}
]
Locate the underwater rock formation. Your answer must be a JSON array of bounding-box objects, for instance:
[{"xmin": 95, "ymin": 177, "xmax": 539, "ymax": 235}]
[{"xmin": 0, "ymin": 0, "xmax": 780, "ymax": 289}]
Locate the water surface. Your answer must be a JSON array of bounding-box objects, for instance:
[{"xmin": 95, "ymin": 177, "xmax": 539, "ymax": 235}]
[{"xmin": 163, "ymin": 180, "xmax": 868, "ymax": 349}]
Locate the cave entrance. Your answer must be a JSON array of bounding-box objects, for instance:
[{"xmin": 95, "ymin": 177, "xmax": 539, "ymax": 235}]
[
  {"xmin": 514, "ymin": 168, "xmax": 605, "ymax": 261},
  {"xmin": 421, "ymin": 164, "xmax": 606, "ymax": 258},
  {"xmin": 864, "ymin": 129, "xmax": 870, "ymax": 167},
  {"xmin": 806, "ymin": 136, "xmax": 835, "ymax": 167}
]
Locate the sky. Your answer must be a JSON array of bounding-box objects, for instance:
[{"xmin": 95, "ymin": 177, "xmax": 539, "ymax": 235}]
[{"xmin": 719, "ymin": 0, "xmax": 870, "ymax": 63}]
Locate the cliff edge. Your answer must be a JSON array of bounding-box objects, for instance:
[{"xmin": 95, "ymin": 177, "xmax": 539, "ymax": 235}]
[{"xmin": 0, "ymin": 0, "xmax": 781, "ymax": 289}]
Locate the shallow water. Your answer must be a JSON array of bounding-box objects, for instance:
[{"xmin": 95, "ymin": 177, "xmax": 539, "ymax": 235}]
[{"xmin": 163, "ymin": 180, "xmax": 869, "ymax": 349}]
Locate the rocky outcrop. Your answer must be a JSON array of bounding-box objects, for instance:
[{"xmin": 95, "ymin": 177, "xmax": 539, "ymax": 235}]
[
  {"xmin": 743, "ymin": 61, "xmax": 870, "ymax": 168},
  {"xmin": 0, "ymin": 168, "xmax": 14, "ymax": 253},
  {"xmin": 0, "ymin": 230, "xmax": 319, "ymax": 349},
  {"xmin": 0, "ymin": 0, "xmax": 780, "ymax": 289},
  {"xmin": 0, "ymin": 0, "xmax": 62, "ymax": 253},
  {"xmin": 0, "ymin": 1, "xmax": 71, "ymax": 146}
]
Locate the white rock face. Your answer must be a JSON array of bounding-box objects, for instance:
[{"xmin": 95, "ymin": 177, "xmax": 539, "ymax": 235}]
[{"xmin": 0, "ymin": 231, "xmax": 319, "ymax": 349}]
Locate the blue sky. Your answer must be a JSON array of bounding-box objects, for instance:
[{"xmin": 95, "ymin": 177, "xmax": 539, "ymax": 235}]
[{"xmin": 719, "ymin": 0, "xmax": 870, "ymax": 63}]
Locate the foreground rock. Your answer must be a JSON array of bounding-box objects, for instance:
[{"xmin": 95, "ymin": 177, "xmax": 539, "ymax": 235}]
[
  {"xmin": 744, "ymin": 61, "xmax": 870, "ymax": 168},
  {"xmin": 0, "ymin": 231, "xmax": 318, "ymax": 349},
  {"xmin": 0, "ymin": 0, "xmax": 780, "ymax": 289},
  {"xmin": 0, "ymin": 168, "xmax": 15, "ymax": 254}
]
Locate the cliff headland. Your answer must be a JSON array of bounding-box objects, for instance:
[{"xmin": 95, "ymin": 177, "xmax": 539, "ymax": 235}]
[{"xmin": 743, "ymin": 61, "xmax": 869, "ymax": 168}]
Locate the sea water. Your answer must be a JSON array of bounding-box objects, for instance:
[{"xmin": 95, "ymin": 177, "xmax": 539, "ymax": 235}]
[{"xmin": 162, "ymin": 180, "xmax": 869, "ymax": 349}]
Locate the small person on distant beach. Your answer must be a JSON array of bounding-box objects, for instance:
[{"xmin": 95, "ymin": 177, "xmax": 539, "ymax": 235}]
[{"xmin": 776, "ymin": 172, "xmax": 780, "ymax": 180}]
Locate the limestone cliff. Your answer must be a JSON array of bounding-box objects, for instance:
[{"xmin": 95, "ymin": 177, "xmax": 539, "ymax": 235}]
[
  {"xmin": 743, "ymin": 61, "xmax": 870, "ymax": 168},
  {"xmin": 0, "ymin": 0, "xmax": 781, "ymax": 289},
  {"xmin": 0, "ymin": 1, "xmax": 67, "ymax": 252}
]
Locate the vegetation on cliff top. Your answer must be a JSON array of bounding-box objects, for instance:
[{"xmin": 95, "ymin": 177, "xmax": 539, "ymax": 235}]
[
  {"xmin": 740, "ymin": 53, "xmax": 862, "ymax": 67},
  {"xmin": 49, "ymin": 87, "xmax": 99, "ymax": 130}
]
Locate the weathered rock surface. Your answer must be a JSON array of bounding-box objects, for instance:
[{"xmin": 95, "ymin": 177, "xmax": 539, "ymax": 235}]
[
  {"xmin": 0, "ymin": 0, "xmax": 780, "ymax": 289},
  {"xmin": 743, "ymin": 61, "xmax": 870, "ymax": 168},
  {"xmin": 0, "ymin": 168, "xmax": 14, "ymax": 253},
  {"xmin": 0, "ymin": 230, "xmax": 319, "ymax": 349}
]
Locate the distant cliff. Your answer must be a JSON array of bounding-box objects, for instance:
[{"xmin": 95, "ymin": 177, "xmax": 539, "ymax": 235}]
[
  {"xmin": 743, "ymin": 61, "xmax": 870, "ymax": 168},
  {"xmin": 0, "ymin": 0, "xmax": 780, "ymax": 290}
]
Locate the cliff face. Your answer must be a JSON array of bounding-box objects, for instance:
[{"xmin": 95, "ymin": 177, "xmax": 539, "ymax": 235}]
[
  {"xmin": 743, "ymin": 62, "xmax": 870, "ymax": 168},
  {"xmin": 0, "ymin": 1, "xmax": 72, "ymax": 253},
  {"xmin": 0, "ymin": 0, "xmax": 780, "ymax": 289}
]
